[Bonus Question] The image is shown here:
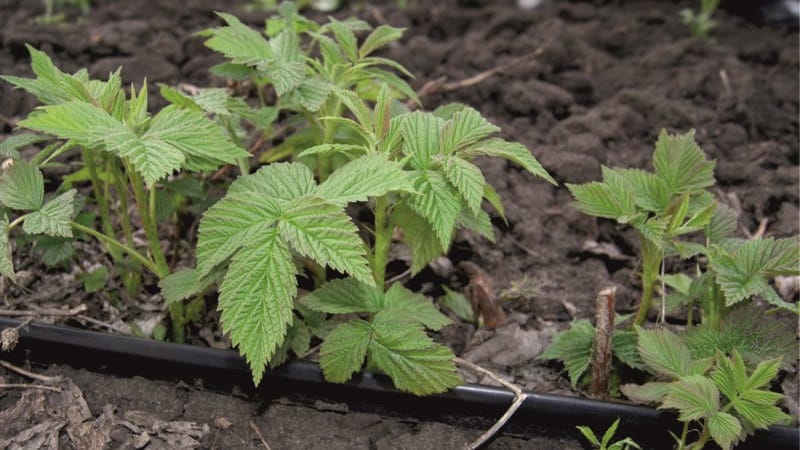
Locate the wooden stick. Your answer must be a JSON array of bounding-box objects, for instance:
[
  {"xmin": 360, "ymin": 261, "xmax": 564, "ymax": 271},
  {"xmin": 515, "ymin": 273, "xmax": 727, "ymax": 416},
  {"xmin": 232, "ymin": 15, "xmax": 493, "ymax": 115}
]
[
  {"xmin": 0, "ymin": 304, "xmax": 87, "ymax": 317},
  {"xmin": 459, "ymin": 261, "xmax": 506, "ymax": 329},
  {"xmin": 590, "ymin": 287, "xmax": 617, "ymax": 399},
  {"xmin": 454, "ymin": 357, "xmax": 527, "ymax": 449},
  {"xmin": 0, "ymin": 360, "xmax": 61, "ymax": 383},
  {"xmin": 0, "ymin": 383, "xmax": 62, "ymax": 393},
  {"xmin": 249, "ymin": 421, "xmax": 273, "ymax": 450}
]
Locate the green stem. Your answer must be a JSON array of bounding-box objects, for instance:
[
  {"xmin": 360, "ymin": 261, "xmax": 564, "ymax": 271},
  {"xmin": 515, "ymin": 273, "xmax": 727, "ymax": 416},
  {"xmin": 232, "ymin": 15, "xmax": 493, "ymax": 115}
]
[
  {"xmin": 634, "ymin": 233, "xmax": 663, "ymax": 327},
  {"xmin": 703, "ymin": 275, "xmax": 724, "ymax": 330},
  {"xmin": 372, "ymin": 195, "xmax": 391, "ymax": 288},
  {"xmin": 692, "ymin": 421, "xmax": 711, "ymax": 449},
  {"xmin": 677, "ymin": 421, "xmax": 690, "ymax": 450},
  {"xmin": 316, "ymin": 100, "xmax": 342, "ymax": 182},
  {"xmin": 109, "ymin": 164, "xmax": 135, "ymax": 250},
  {"xmin": 81, "ymin": 147, "xmax": 119, "ymax": 261},
  {"xmin": 69, "ymin": 221, "xmax": 163, "ymax": 277},
  {"xmin": 7, "ymin": 214, "xmax": 29, "ymax": 230},
  {"xmin": 129, "ymin": 168, "xmax": 169, "ymax": 277}
]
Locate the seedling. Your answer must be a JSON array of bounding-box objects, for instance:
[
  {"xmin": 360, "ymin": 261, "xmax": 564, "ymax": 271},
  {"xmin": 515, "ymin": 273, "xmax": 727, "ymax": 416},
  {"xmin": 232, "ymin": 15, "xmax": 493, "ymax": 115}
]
[
  {"xmin": 162, "ymin": 81, "xmax": 555, "ymax": 392},
  {"xmin": 577, "ymin": 418, "xmax": 641, "ymax": 450},
  {"xmin": 39, "ymin": 0, "xmax": 90, "ymax": 23},
  {"xmin": 1, "ymin": 46, "xmax": 248, "ymax": 336},
  {"xmin": 681, "ymin": 0, "xmax": 720, "ymax": 39},
  {"xmin": 622, "ymin": 327, "xmax": 791, "ymax": 450}
]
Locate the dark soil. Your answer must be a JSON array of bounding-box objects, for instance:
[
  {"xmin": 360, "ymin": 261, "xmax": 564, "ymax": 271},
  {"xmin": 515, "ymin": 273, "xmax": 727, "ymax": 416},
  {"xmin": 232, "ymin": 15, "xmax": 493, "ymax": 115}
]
[{"xmin": 0, "ymin": 0, "xmax": 798, "ymax": 448}]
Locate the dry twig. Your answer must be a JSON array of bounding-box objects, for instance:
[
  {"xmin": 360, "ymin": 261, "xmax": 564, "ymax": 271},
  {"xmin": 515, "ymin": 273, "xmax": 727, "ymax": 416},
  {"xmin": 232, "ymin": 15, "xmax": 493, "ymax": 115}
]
[
  {"xmin": 454, "ymin": 357, "xmax": 527, "ymax": 449},
  {"xmin": 590, "ymin": 287, "xmax": 617, "ymax": 399},
  {"xmin": 0, "ymin": 360, "xmax": 61, "ymax": 383},
  {"xmin": 459, "ymin": 261, "xmax": 506, "ymax": 329},
  {"xmin": 0, "ymin": 304, "xmax": 87, "ymax": 317},
  {"xmin": 249, "ymin": 420, "xmax": 273, "ymax": 450},
  {"xmin": 0, "ymin": 383, "xmax": 62, "ymax": 393}
]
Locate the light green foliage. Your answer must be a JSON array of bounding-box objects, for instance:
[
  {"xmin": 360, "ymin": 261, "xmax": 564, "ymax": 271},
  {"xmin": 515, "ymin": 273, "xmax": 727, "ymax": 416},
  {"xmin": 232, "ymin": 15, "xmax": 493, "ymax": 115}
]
[
  {"xmin": 303, "ymin": 278, "xmax": 457, "ymax": 394},
  {"xmin": 78, "ymin": 266, "xmax": 108, "ymax": 293},
  {"xmin": 621, "ymin": 328, "xmax": 790, "ymax": 449},
  {"xmin": 577, "ymin": 418, "xmax": 641, "ymax": 450},
  {"xmin": 681, "ymin": 0, "xmax": 720, "ymax": 39},
  {"xmin": 540, "ymin": 319, "xmax": 641, "ymax": 387}
]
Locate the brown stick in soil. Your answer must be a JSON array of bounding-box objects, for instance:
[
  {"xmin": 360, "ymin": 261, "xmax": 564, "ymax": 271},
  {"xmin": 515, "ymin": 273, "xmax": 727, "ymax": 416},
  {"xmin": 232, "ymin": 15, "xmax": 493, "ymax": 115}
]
[
  {"xmin": 454, "ymin": 357, "xmax": 527, "ymax": 450},
  {"xmin": 249, "ymin": 420, "xmax": 273, "ymax": 450},
  {"xmin": 0, "ymin": 360, "xmax": 61, "ymax": 383},
  {"xmin": 590, "ymin": 286, "xmax": 617, "ymax": 399},
  {"xmin": 458, "ymin": 261, "xmax": 507, "ymax": 329},
  {"xmin": 0, "ymin": 383, "xmax": 62, "ymax": 393},
  {"xmin": 0, "ymin": 304, "xmax": 88, "ymax": 317}
]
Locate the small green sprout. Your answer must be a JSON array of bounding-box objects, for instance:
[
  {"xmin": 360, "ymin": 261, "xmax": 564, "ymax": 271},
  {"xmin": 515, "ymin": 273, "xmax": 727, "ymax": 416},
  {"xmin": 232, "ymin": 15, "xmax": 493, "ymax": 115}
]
[
  {"xmin": 577, "ymin": 418, "xmax": 641, "ymax": 450},
  {"xmin": 681, "ymin": 0, "xmax": 720, "ymax": 39}
]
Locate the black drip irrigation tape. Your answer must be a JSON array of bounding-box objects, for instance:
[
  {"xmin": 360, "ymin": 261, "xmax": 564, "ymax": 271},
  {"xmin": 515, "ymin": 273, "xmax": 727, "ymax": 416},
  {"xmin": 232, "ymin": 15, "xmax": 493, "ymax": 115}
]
[{"xmin": 1, "ymin": 318, "xmax": 797, "ymax": 449}]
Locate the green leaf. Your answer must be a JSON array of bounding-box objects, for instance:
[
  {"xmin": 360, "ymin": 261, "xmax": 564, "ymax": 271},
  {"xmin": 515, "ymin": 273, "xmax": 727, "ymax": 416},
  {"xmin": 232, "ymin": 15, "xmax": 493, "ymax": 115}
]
[
  {"xmin": 708, "ymin": 412, "xmax": 742, "ymax": 450},
  {"xmin": 744, "ymin": 357, "xmax": 781, "ymax": 392},
  {"xmin": 406, "ymin": 170, "xmax": 462, "ymax": 249},
  {"xmin": 361, "ymin": 68, "xmax": 419, "ymax": 104},
  {"xmin": 359, "ymin": 25, "xmax": 405, "ymax": 58},
  {"xmin": 636, "ymin": 327, "xmax": 695, "ymax": 378},
  {"xmin": 1, "ymin": 45, "xmax": 89, "ymax": 105},
  {"xmin": 441, "ymin": 106, "xmax": 499, "ymax": 154},
  {"xmin": 159, "ymin": 268, "xmax": 218, "ymax": 305},
  {"xmin": 392, "ymin": 202, "xmax": 443, "ymax": 275},
  {"xmin": 621, "ymin": 381, "xmax": 673, "ymax": 404},
  {"xmin": 631, "ymin": 216, "xmax": 668, "ymax": 248},
  {"xmin": 652, "ymin": 129, "xmax": 715, "ymax": 194},
  {"xmin": 297, "ymin": 143, "xmax": 367, "ymax": 159},
  {"xmin": 381, "ymin": 283, "xmax": 451, "ymax": 331},
  {"xmin": 705, "ymin": 203, "xmax": 738, "ymax": 244},
  {"xmin": 279, "ymin": 196, "xmax": 373, "ymax": 286},
  {"xmin": 328, "ymin": 18, "xmax": 358, "ymax": 62},
  {"xmin": 402, "ymin": 111, "xmax": 444, "ymax": 169},
  {"xmin": 483, "ymin": 183, "xmax": 506, "ymax": 222},
  {"xmin": 0, "ymin": 133, "xmax": 48, "ymax": 159},
  {"xmin": 229, "ymin": 162, "xmax": 316, "ymax": 200},
  {"xmin": 287, "ymin": 77, "xmax": 332, "ymax": 112},
  {"xmin": 368, "ymin": 314, "xmax": 460, "ymax": 395},
  {"xmin": 600, "ymin": 418, "xmax": 621, "ymax": 447},
  {"xmin": 439, "ymin": 286, "xmax": 474, "ymax": 322},
  {"xmin": 567, "ymin": 168, "xmax": 636, "ymax": 222},
  {"xmin": 196, "ymin": 192, "xmax": 282, "ymax": 277},
  {"xmin": 612, "ymin": 330, "xmax": 644, "ymax": 370},
  {"xmin": 32, "ymin": 235, "xmax": 72, "ymax": 267},
  {"xmin": 334, "ymin": 89, "xmax": 373, "ymax": 130},
  {"xmin": 462, "ymin": 138, "xmax": 556, "ymax": 185},
  {"xmin": 203, "ymin": 13, "xmax": 273, "ymax": 67},
  {"xmin": 78, "ymin": 266, "xmax": 108, "ymax": 293},
  {"xmin": 319, "ymin": 320, "xmax": 372, "ymax": 383},
  {"xmin": 23, "ymin": 189, "xmax": 75, "ymax": 237},
  {"xmin": 301, "ymin": 277, "xmax": 382, "ymax": 314},
  {"xmin": 540, "ymin": 319, "xmax": 593, "ymax": 387},
  {"xmin": 0, "ymin": 161, "xmax": 44, "ymax": 211},
  {"xmin": 218, "ymin": 228, "xmax": 296, "ymax": 385},
  {"xmin": 0, "ymin": 215, "xmax": 14, "ymax": 278},
  {"xmin": 733, "ymin": 399, "xmax": 791, "ymax": 430},
  {"xmin": 457, "ymin": 206, "xmax": 494, "ymax": 242},
  {"xmin": 616, "ymin": 169, "xmax": 671, "ymax": 213},
  {"xmin": 442, "ymin": 156, "xmax": 485, "ymax": 215},
  {"xmin": 660, "ymin": 375, "xmax": 719, "ymax": 421},
  {"xmin": 315, "ymin": 153, "xmax": 414, "ymax": 205}
]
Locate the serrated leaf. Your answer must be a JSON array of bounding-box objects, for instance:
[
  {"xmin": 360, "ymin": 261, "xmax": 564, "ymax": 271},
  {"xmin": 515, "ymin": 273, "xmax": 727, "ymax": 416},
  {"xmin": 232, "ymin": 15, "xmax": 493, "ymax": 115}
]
[
  {"xmin": 567, "ymin": 168, "xmax": 636, "ymax": 222},
  {"xmin": 230, "ymin": 162, "xmax": 316, "ymax": 200},
  {"xmin": 0, "ymin": 215, "xmax": 13, "ymax": 278},
  {"xmin": 621, "ymin": 381, "xmax": 673, "ymax": 404},
  {"xmin": 23, "ymin": 189, "xmax": 75, "ymax": 237},
  {"xmin": 706, "ymin": 203, "xmax": 737, "ymax": 244},
  {"xmin": 279, "ymin": 196, "xmax": 373, "ymax": 286},
  {"xmin": 733, "ymin": 399, "xmax": 791, "ymax": 429},
  {"xmin": 483, "ymin": 183, "xmax": 506, "ymax": 222},
  {"xmin": 78, "ymin": 266, "xmax": 108, "ymax": 293},
  {"xmin": 540, "ymin": 319, "xmax": 593, "ymax": 387},
  {"xmin": 392, "ymin": 202, "xmax": 443, "ymax": 274},
  {"xmin": 441, "ymin": 106, "xmax": 499, "ymax": 154},
  {"xmin": 653, "ymin": 129, "xmax": 715, "ymax": 194},
  {"xmin": 361, "ymin": 68, "xmax": 419, "ymax": 104},
  {"xmin": 335, "ymin": 89, "xmax": 373, "ymax": 130},
  {"xmin": 631, "ymin": 216, "xmax": 668, "ymax": 248},
  {"xmin": 442, "ymin": 156, "xmax": 485, "ymax": 215},
  {"xmin": 439, "ymin": 286, "xmax": 474, "ymax": 322},
  {"xmin": 402, "ymin": 111, "xmax": 444, "ymax": 169},
  {"xmin": 0, "ymin": 133, "xmax": 48, "ymax": 159},
  {"xmin": 612, "ymin": 330, "xmax": 644, "ymax": 370},
  {"xmin": 315, "ymin": 153, "xmax": 414, "ymax": 205},
  {"xmin": 636, "ymin": 327, "xmax": 695, "ymax": 378},
  {"xmin": 406, "ymin": 170, "xmax": 461, "ymax": 249},
  {"xmin": 661, "ymin": 375, "xmax": 719, "ymax": 421},
  {"xmin": 744, "ymin": 357, "xmax": 782, "ymax": 392},
  {"xmin": 458, "ymin": 206, "xmax": 494, "ymax": 242},
  {"xmin": 301, "ymin": 277, "xmax": 381, "ymax": 314},
  {"xmin": 368, "ymin": 314, "xmax": 460, "ymax": 395},
  {"xmin": 359, "ymin": 25, "xmax": 405, "ymax": 58},
  {"xmin": 708, "ymin": 412, "xmax": 742, "ymax": 450},
  {"xmin": 32, "ymin": 235, "xmax": 72, "ymax": 267},
  {"xmin": 328, "ymin": 18, "xmax": 358, "ymax": 62},
  {"xmin": 576, "ymin": 426, "xmax": 601, "ymax": 446},
  {"xmin": 462, "ymin": 137, "xmax": 556, "ymax": 185},
  {"xmin": 1, "ymin": 45, "xmax": 89, "ymax": 105},
  {"xmin": 616, "ymin": 168, "xmax": 671, "ymax": 213},
  {"xmin": 0, "ymin": 160, "xmax": 44, "ymax": 211},
  {"xmin": 196, "ymin": 192, "xmax": 282, "ymax": 277},
  {"xmin": 319, "ymin": 320, "xmax": 372, "ymax": 383},
  {"xmin": 159, "ymin": 268, "xmax": 218, "ymax": 306},
  {"xmin": 288, "ymin": 77, "xmax": 332, "ymax": 111},
  {"xmin": 218, "ymin": 228, "xmax": 296, "ymax": 384},
  {"xmin": 297, "ymin": 143, "xmax": 367, "ymax": 159},
  {"xmin": 381, "ymin": 283, "xmax": 451, "ymax": 330},
  {"xmin": 203, "ymin": 13, "xmax": 273, "ymax": 67}
]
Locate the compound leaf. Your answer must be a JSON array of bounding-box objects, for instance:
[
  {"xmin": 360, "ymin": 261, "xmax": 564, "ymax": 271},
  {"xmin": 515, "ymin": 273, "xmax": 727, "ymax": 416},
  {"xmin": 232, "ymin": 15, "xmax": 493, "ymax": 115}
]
[
  {"xmin": 636, "ymin": 327, "xmax": 695, "ymax": 378},
  {"xmin": 0, "ymin": 160, "xmax": 44, "ymax": 211},
  {"xmin": 462, "ymin": 137, "xmax": 555, "ymax": 185},
  {"xmin": 708, "ymin": 412, "xmax": 742, "ymax": 450},
  {"xmin": 203, "ymin": 13, "xmax": 273, "ymax": 67},
  {"xmin": 442, "ymin": 156, "xmax": 485, "ymax": 215},
  {"xmin": 653, "ymin": 129, "xmax": 715, "ymax": 194},
  {"xmin": 279, "ymin": 196, "xmax": 373, "ymax": 286},
  {"xmin": 539, "ymin": 319, "xmax": 593, "ymax": 387},
  {"xmin": 660, "ymin": 375, "xmax": 720, "ymax": 421},
  {"xmin": 229, "ymin": 162, "xmax": 316, "ymax": 200},
  {"xmin": 218, "ymin": 228, "xmax": 296, "ymax": 384},
  {"xmin": 441, "ymin": 106, "xmax": 499, "ymax": 154},
  {"xmin": 315, "ymin": 153, "xmax": 414, "ymax": 205},
  {"xmin": 567, "ymin": 168, "xmax": 636, "ymax": 222},
  {"xmin": 319, "ymin": 320, "xmax": 372, "ymax": 383},
  {"xmin": 23, "ymin": 189, "xmax": 75, "ymax": 237}
]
